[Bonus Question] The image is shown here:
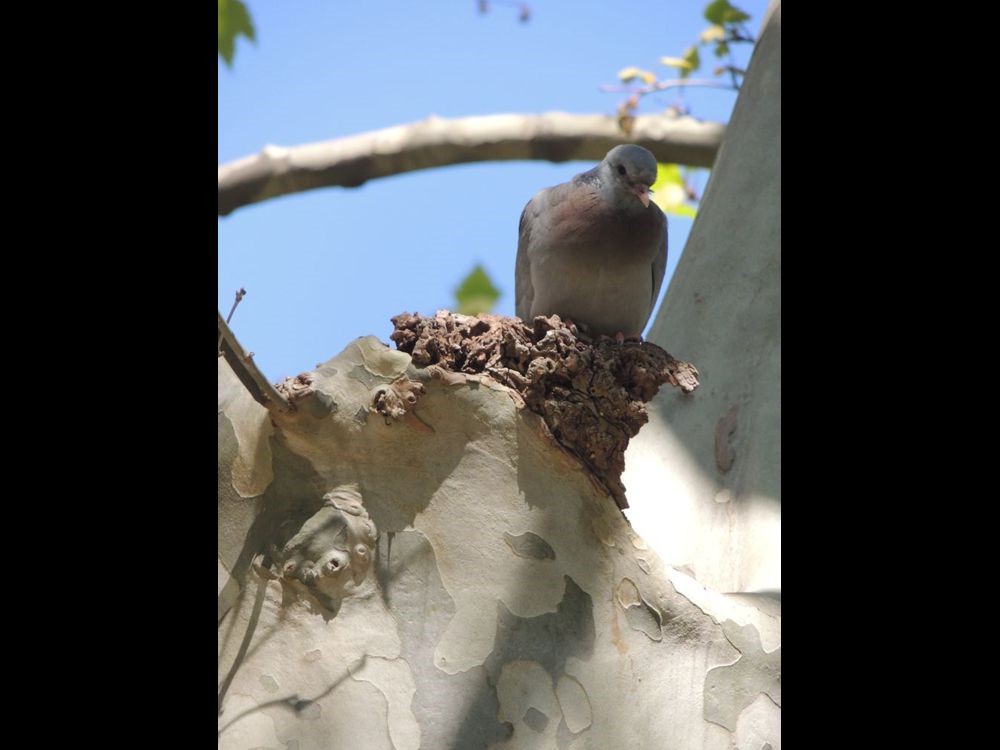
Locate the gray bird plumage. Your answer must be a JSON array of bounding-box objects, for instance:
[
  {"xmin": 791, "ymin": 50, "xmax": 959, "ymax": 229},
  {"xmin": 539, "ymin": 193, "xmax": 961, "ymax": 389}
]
[{"xmin": 515, "ymin": 145, "xmax": 668, "ymax": 338}]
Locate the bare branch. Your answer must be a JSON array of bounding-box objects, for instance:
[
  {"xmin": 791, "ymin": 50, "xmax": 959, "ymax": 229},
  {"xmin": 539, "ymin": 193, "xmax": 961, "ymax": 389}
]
[
  {"xmin": 218, "ymin": 287, "xmax": 247, "ymax": 355},
  {"xmin": 599, "ymin": 79, "xmax": 734, "ymax": 94},
  {"xmin": 218, "ymin": 112, "xmax": 725, "ymax": 216},
  {"xmin": 225, "ymin": 288, "xmax": 247, "ymax": 324},
  {"xmin": 218, "ymin": 311, "xmax": 291, "ymax": 412}
]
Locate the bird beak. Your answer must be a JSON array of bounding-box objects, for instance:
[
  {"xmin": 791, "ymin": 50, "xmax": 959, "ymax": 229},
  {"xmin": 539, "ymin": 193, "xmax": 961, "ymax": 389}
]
[{"xmin": 632, "ymin": 185, "xmax": 651, "ymax": 208}]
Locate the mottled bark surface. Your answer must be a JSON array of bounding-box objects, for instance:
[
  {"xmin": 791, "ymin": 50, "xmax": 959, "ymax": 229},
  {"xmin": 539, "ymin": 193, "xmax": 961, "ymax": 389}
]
[
  {"xmin": 218, "ymin": 2, "xmax": 782, "ymax": 743},
  {"xmin": 390, "ymin": 311, "xmax": 698, "ymax": 509},
  {"xmin": 624, "ymin": 0, "xmax": 781, "ymax": 594},
  {"xmin": 219, "ymin": 336, "xmax": 780, "ymax": 749}
]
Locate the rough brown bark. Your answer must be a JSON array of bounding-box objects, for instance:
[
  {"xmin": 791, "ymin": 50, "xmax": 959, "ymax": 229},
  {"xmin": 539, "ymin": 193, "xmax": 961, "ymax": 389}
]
[{"xmin": 389, "ymin": 311, "xmax": 699, "ymax": 508}]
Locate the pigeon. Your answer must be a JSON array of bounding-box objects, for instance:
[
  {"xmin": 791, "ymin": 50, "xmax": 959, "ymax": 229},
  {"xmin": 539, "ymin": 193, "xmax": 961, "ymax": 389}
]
[{"xmin": 515, "ymin": 145, "xmax": 667, "ymax": 339}]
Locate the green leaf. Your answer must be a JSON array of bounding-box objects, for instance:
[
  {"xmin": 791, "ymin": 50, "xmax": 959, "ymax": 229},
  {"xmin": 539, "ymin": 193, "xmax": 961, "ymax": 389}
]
[
  {"xmin": 454, "ymin": 264, "xmax": 501, "ymax": 315},
  {"xmin": 618, "ymin": 66, "xmax": 639, "ymax": 83},
  {"xmin": 659, "ymin": 56, "xmax": 692, "ymax": 71},
  {"xmin": 652, "ymin": 163, "xmax": 684, "ymax": 192},
  {"xmin": 617, "ymin": 67, "xmax": 657, "ymax": 85},
  {"xmin": 704, "ymin": 0, "xmax": 732, "ymax": 25},
  {"xmin": 704, "ymin": 0, "xmax": 750, "ymax": 26},
  {"xmin": 714, "ymin": 41, "xmax": 730, "ymax": 58},
  {"xmin": 682, "ymin": 45, "xmax": 701, "ymax": 74},
  {"xmin": 651, "ymin": 164, "xmax": 698, "ymax": 218},
  {"xmin": 219, "ymin": 0, "xmax": 256, "ymax": 68},
  {"xmin": 699, "ymin": 25, "xmax": 726, "ymax": 43},
  {"xmin": 722, "ymin": 7, "xmax": 750, "ymax": 23},
  {"xmin": 665, "ymin": 203, "xmax": 698, "ymax": 218}
]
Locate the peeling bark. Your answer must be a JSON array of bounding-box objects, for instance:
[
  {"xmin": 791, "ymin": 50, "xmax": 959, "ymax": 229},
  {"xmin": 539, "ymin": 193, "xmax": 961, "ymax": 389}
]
[
  {"xmin": 218, "ymin": 4, "xmax": 781, "ymax": 745},
  {"xmin": 218, "ymin": 334, "xmax": 779, "ymax": 749}
]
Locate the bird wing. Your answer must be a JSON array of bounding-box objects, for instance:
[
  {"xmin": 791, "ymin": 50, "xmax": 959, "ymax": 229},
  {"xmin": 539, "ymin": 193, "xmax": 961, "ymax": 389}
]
[
  {"xmin": 648, "ymin": 212, "xmax": 668, "ymax": 323},
  {"xmin": 515, "ymin": 191, "xmax": 543, "ymax": 321},
  {"xmin": 515, "ymin": 181, "xmax": 579, "ymax": 321}
]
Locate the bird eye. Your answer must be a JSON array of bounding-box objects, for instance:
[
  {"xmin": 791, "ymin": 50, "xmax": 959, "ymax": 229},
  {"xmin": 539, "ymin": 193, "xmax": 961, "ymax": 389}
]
[{"xmin": 617, "ymin": 165, "xmax": 626, "ymax": 176}]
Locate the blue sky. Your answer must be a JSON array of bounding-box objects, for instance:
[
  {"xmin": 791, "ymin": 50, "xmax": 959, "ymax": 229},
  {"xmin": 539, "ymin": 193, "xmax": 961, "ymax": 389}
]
[{"xmin": 219, "ymin": 0, "xmax": 768, "ymax": 380}]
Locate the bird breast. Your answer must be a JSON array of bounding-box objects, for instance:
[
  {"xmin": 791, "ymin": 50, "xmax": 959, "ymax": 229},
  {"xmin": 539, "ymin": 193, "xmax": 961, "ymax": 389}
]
[
  {"xmin": 528, "ymin": 202, "xmax": 663, "ymax": 337},
  {"xmin": 546, "ymin": 189, "xmax": 661, "ymax": 254}
]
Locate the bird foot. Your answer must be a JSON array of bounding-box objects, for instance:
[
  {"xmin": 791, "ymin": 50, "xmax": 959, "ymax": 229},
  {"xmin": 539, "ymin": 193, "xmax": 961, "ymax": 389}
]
[
  {"xmin": 597, "ymin": 332, "xmax": 643, "ymax": 345},
  {"xmin": 565, "ymin": 319, "xmax": 595, "ymax": 343}
]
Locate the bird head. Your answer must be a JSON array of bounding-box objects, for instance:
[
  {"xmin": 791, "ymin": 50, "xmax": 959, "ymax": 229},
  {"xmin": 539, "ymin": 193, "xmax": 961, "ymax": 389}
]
[{"xmin": 600, "ymin": 144, "xmax": 659, "ymax": 209}]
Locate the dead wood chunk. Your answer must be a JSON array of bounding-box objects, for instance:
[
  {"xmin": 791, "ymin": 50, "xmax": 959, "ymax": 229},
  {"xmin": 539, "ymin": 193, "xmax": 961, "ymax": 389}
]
[
  {"xmin": 390, "ymin": 311, "xmax": 699, "ymax": 509},
  {"xmin": 274, "ymin": 372, "xmax": 315, "ymax": 404},
  {"xmin": 371, "ymin": 376, "xmax": 426, "ymax": 423}
]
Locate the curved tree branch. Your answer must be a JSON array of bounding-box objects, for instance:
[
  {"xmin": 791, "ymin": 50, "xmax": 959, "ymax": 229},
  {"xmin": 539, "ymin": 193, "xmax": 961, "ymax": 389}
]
[{"xmin": 218, "ymin": 111, "xmax": 725, "ymax": 216}]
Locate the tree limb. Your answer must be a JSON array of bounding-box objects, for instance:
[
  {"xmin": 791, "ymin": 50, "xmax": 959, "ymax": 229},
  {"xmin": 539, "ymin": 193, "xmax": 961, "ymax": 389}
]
[
  {"xmin": 218, "ymin": 112, "xmax": 725, "ymax": 216},
  {"xmin": 218, "ymin": 311, "xmax": 291, "ymax": 412}
]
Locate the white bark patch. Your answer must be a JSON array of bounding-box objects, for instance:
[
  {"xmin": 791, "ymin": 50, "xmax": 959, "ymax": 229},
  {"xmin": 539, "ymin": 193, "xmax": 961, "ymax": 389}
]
[
  {"xmin": 503, "ymin": 531, "xmax": 556, "ymax": 561},
  {"xmin": 734, "ymin": 692, "xmax": 781, "ymax": 750},
  {"xmin": 219, "ymin": 359, "xmax": 275, "ymax": 498},
  {"xmin": 703, "ymin": 620, "xmax": 781, "ymax": 731},
  {"xmin": 351, "ymin": 656, "xmax": 420, "ymax": 750},
  {"xmin": 667, "ymin": 567, "xmax": 781, "ymax": 653},
  {"xmin": 615, "ymin": 578, "xmax": 664, "ymax": 642},
  {"xmin": 495, "ymin": 660, "xmax": 560, "ymax": 749},
  {"xmin": 555, "ymin": 674, "xmax": 592, "ymax": 734}
]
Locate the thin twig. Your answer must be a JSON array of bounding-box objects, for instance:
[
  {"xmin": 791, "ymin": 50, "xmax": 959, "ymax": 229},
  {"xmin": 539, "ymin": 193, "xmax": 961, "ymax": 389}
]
[
  {"xmin": 478, "ymin": 0, "xmax": 531, "ymax": 21},
  {"xmin": 736, "ymin": 25, "xmax": 756, "ymax": 43},
  {"xmin": 226, "ymin": 288, "xmax": 246, "ymax": 324},
  {"xmin": 725, "ymin": 40, "xmax": 741, "ymax": 89},
  {"xmin": 599, "ymin": 79, "xmax": 735, "ymax": 95},
  {"xmin": 218, "ymin": 288, "xmax": 247, "ymax": 355}
]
